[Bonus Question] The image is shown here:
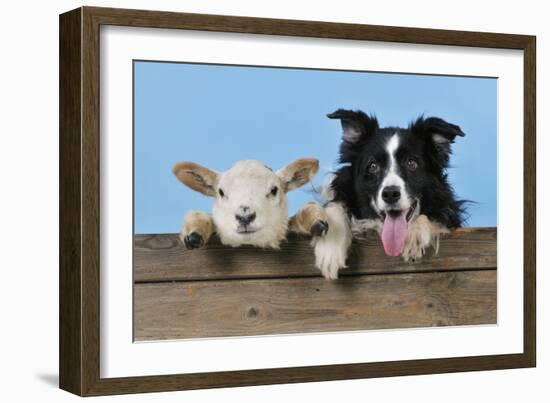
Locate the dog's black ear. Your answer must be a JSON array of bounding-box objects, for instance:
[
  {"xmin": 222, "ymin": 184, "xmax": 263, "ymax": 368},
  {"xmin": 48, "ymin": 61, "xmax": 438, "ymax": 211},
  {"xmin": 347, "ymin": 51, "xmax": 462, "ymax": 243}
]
[
  {"xmin": 327, "ymin": 109, "xmax": 378, "ymax": 144},
  {"xmin": 411, "ymin": 116, "xmax": 465, "ymax": 165}
]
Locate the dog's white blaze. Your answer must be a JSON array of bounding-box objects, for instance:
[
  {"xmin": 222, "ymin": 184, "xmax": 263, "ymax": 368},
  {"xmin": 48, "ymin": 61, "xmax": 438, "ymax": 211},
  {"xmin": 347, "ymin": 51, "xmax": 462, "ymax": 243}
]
[
  {"xmin": 382, "ymin": 134, "xmax": 403, "ymax": 187},
  {"xmin": 377, "ymin": 133, "xmax": 411, "ymax": 211}
]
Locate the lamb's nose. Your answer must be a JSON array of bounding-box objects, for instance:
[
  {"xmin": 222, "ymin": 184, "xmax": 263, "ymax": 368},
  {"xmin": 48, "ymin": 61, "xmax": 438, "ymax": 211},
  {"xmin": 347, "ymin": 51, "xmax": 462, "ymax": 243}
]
[
  {"xmin": 236, "ymin": 212, "xmax": 256, "ymax": 226},
  {"xmin": 382, "ymin": 186, "xmax": 401, "ymax": 204}
]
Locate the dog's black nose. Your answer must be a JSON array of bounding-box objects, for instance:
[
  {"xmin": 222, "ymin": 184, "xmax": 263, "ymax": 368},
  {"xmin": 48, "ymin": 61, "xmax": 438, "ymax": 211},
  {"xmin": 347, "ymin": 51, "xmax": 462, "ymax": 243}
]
[
  {"xmin": 236, "ymin": 212, "xmax": 256, "ymax": 226},
  {"xmin": 382, "ymin": 186, "xmax": 401, "ymax": 204}
]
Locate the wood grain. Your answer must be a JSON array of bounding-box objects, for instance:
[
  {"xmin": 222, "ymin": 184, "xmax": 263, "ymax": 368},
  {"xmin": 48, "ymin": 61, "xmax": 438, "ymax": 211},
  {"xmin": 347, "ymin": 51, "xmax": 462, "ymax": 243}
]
[
  {"xmin": 523, "ymin": 35, "xmax": 537, "ymax": 366},
  {"xmin": 134, "ymin": 227, "xmax": 497, "ymax": 282},
  {"xmin": 134, "ymin": 270, "xmax": 496, "ymax": 341},
  {"xmin": 86, "ymin": 6, "xmax": 532, "ymax": 49},
  {"xmin": 59, "ymin": 8, "xmax": 82, "ymax": 395}
]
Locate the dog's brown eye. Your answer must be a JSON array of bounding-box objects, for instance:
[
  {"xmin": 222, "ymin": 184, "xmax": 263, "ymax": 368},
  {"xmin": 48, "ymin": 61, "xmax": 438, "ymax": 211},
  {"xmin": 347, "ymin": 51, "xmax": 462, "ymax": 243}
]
[
  {"xmin": 407, "ymin": 159, "xmax": 418, "ymax": 171},
  {"xmin": 367, "ymin": 162, "xmax": 379, "ymax": 174},
  {"xmin": 218, "ymin": 188, "xmax": 225, "ymax": 197},
  {"xmin": 269, "ymin": 186, "xmax": 278, "ymax": 197}
]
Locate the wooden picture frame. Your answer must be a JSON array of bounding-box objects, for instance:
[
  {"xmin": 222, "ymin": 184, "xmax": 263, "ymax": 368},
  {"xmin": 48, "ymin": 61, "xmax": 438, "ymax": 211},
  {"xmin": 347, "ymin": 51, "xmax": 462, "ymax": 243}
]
[{"xmin": 59, "ymin": 6, "xmax": 536, "ymax": 396}]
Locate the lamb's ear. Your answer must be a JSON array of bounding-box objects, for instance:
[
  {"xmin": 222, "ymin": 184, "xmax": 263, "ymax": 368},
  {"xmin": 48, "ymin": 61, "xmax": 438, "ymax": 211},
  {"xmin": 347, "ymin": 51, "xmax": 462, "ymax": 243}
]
[
  {"xmin": 327, "ymin": 109, "xmax": 378, "ymax": 144},
  {"xmin": 277, "ymin": 158, "xmax": 319, "ymax": 192},
  {"xmin": 411, "ymin": 117, "xmax": 465, "ymax": 165},
  {"xmin": 172, "ymin": 162, "xmax": 219, "ymax": 197}
]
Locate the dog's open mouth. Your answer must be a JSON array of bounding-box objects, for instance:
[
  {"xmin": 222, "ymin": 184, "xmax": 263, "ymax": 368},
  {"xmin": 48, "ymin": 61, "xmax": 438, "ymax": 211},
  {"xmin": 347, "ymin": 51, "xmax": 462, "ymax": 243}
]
[{"xmin": 380, "ymin": 200, "xmax": 418, "ymax": 257}]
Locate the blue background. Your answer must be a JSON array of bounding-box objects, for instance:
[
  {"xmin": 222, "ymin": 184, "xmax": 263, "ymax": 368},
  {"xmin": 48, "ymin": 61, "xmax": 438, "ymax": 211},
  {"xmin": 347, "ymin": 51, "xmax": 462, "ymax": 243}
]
[{"xmin": 134, "ymin": 61, "xmax": 497, "ymax": 234}]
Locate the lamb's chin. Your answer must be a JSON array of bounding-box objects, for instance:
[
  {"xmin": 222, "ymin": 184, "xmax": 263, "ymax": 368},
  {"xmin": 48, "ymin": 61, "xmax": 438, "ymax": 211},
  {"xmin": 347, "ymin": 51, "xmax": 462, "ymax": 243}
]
[
  {"xmin": 246, "ymin": 229, "xmax": 285, "ymax": 249},
  {"xmin": 218, "ymin": 229, "xmax": 266, "ymax": 248}
]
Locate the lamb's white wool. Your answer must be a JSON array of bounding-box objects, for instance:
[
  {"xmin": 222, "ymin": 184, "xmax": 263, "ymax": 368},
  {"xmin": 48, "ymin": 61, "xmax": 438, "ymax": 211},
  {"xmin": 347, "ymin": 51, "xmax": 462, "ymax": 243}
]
[
  {"xmin": 213, "ymin": 160, "xmax": 288, "ymax": 248},
  {"xmin": 312, "ymin": 202, "xmax": 352, "ymax": 279}
]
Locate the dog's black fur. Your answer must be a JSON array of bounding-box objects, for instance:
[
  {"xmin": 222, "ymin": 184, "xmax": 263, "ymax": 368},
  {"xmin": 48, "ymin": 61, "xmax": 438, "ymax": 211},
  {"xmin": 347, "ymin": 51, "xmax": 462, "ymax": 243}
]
[{"xmin": 328, "ymin": 109, "xmax": 467, "ymax": 229}]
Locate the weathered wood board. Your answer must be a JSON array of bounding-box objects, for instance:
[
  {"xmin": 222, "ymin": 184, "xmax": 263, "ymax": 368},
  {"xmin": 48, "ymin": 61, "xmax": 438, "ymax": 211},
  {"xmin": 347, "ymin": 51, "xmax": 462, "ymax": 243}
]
[
  {"xmin": 134, "ymin": 270, "xmax": 496, "ymax": 341},
  {"xmin": 134, "ymin": 227, "xmax": 497, "ymax": 282},
  {"xmin": 133, "ymin": 227, "xmax": 497, "ymax": 341}
]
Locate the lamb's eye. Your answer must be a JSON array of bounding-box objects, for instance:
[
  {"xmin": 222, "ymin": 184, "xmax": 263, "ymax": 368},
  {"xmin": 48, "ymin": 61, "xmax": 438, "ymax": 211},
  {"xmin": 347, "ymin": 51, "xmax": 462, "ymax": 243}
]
[
  {"xmin": 367, "ymin": 161, "xmax": 379, "ymax": 174},
  {"xmin": 406, "ymin": 158, "xmax": 418, "ymax": 171},
  {"xmin": 269, "ymin": 186, "xmax": 278, "ymax": 197},
  {"xmin": 218, "ymin": 188, "xmax": 225, "ymax": 198}
]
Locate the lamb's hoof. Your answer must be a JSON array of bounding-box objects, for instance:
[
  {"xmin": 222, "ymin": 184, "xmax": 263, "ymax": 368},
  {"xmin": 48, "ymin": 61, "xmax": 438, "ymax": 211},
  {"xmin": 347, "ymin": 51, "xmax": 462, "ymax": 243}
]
[
  {"xmin": 310, "ymin": 220, "xmax": 329, "ymax": 237},
  {"xmin": 183, "ymin": 232, "xmax": 204, "ymax": 249}
]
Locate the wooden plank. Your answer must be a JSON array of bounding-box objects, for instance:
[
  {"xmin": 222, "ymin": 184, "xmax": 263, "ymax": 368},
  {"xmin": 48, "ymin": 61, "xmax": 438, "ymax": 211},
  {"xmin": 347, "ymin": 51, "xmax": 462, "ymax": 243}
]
[
  {"xmin": 134, "ymin": 227, "xmax": 496, "ymax": 282},
  {"xmin": 134, "ymin": 270, "xmax": 496, "ymax": 341}
]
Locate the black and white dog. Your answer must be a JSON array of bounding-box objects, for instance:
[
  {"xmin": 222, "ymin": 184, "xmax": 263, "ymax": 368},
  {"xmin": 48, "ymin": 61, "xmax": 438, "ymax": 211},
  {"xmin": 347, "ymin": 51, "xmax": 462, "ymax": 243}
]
[{"xmin": 313, "ymin": 109, "xmax": 467, "ymax": 279}]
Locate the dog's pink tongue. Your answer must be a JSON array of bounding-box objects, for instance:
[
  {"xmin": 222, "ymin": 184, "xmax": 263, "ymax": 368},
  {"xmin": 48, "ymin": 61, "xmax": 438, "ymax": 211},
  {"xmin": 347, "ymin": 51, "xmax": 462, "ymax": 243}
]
[{"xmin": 381, "ymin": 211, "xmax": 408, "ymax": 256}]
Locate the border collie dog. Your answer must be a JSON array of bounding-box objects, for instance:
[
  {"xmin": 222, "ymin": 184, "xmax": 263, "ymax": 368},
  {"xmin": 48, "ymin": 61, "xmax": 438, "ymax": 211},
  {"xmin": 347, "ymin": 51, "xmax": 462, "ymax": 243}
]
[{"xmin": 316, "ymin": 109, "xmax": 467, "ymax": 278}]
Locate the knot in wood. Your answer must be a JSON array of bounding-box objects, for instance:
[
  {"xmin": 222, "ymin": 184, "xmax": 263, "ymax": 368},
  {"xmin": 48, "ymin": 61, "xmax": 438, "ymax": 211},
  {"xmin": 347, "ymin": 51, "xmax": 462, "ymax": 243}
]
[{"xmin": 246, "ymin": 307, "xmax": 258, "ymax": 319}]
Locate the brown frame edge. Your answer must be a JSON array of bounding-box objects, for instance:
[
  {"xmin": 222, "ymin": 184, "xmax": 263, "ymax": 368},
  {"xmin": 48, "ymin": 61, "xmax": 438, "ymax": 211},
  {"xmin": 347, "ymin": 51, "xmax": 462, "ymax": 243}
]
[{"xmin": 59, "ymin": 6, "xmax": 536, "ymax": 396}]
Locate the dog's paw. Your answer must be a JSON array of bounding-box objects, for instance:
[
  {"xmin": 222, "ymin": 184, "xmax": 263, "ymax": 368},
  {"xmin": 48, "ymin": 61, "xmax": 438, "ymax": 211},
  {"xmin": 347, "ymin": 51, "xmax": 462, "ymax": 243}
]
[
  {"xmin": 401, "ymin": 215, "xmax": 441, "ymax": 262},
  {"xmin": 180, "ymin": 232, "xmax": 204, "ymax": 249},
  {"xmin": 402, "ymin": 233, "xmax": 429, "ymax": 262},
  {"xmin": 310, "ymin": 220, "xmax": 329, "ymax": 237},
  {"xmin": 312, "ymin": 203, "xmax": 352, "ymax": 280},
  {"xmin": 314, "ymin": 240, "xmax": 345, "ymax": 279}
]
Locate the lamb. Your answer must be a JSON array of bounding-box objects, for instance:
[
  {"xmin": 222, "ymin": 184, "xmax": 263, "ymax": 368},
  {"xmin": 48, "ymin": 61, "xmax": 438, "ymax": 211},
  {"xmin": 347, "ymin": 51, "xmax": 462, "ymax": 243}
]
[{"xmin": 173, "ymin": 159, "xmax": 331, "ymax": 250}]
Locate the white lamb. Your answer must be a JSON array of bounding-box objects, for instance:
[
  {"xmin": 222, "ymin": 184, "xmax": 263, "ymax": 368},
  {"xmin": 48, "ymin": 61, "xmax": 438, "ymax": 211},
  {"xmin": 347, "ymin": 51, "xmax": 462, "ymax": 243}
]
[{"xmin": 173, "ymin": 159, "xmax": 331, "ymax": 250}]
